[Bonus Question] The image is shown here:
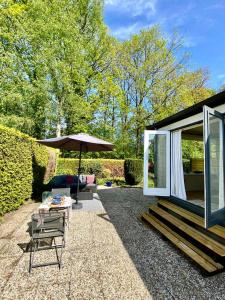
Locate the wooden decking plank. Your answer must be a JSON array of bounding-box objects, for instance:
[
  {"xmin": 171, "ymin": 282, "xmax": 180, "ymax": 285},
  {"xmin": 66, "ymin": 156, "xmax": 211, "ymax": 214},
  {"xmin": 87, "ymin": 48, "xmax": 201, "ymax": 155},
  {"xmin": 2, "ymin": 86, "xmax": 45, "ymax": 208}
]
[
  {"xmin": 149, "ymin": 205, "xmax": 225, "ymax": 257},
  {"xmin": 142, "ymin": 212, "xmax": 222, "ymax": 273},
  {"xmin": 158, "ymin": 199, "xmax": 225, "ymax": 239},
  {"xmin": 143, "ymin": 212, "xmax": 223, "ymax": 270}
]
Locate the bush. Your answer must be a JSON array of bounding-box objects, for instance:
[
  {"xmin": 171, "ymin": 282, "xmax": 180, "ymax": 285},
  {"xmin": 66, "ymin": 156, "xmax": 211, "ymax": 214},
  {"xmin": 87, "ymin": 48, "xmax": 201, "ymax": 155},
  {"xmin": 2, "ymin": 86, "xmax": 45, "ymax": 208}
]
[
  {"xmin": 102, "ymin": 168, "xmax": 112, "ymax": 178},
  {"xmin": 98, "ymin": 159, "xmax": 124, "ymax": 177},
  {"xmin": 97, "ymin": 177, "xmax": 125, "ymax": 186},
  {"xmin": 85, "ymin": 160, "xmax": 102, "ymax": 177},
  {"xmin": 57, "ymin": 158, "xmax": 124, "ymax": 178},
  {"xmin": 0, "ymin": 124, "xmax": 52, "ymax": 216},
  {"xmin": 124, "ymin": 159, "xmax": 143, "ymax": 185},
  {"xmin": 32, "ymin": 142, "xmax": 54, "ymax": 197},
  {"xmin": 183, "ymin": 159, "xmax": 191, "ymax": 173}
]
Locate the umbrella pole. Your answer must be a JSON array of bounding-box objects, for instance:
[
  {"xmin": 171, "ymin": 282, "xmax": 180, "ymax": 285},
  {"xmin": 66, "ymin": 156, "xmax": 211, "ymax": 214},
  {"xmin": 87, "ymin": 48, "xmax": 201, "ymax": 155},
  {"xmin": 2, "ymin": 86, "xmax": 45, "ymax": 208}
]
[{"xmin": 76, "ymin": 143, "xmax": 82, "ymax": 204}]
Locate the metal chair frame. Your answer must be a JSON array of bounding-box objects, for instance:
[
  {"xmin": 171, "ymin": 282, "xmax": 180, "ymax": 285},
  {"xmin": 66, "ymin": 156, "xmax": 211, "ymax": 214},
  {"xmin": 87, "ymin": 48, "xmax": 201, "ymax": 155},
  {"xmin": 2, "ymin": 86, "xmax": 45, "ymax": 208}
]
[{"xmin": 29, "ymin": 212, "xmax": 65, "ymax": 273}]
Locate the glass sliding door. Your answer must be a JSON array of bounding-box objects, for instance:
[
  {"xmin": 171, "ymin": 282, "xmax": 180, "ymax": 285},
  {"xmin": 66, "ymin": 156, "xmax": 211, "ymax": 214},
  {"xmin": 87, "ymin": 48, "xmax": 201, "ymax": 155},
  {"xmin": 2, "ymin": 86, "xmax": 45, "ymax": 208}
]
[
  {"xmin": 204, "ymin": 105, "xmax": 225, "ymax": 228},
  {"xmin": 143, "ymin": 130, "xmax": 170, "ymax": 196}
]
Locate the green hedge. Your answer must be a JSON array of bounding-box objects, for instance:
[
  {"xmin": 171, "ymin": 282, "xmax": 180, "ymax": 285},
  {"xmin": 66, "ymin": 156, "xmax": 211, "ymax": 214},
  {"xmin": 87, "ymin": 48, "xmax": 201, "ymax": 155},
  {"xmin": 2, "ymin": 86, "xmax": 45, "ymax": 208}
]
[
  {"xmin": 183, "ymin": 159, "xmax": 191, "ymax": 173},
  {"xmin": 124, "ymin": 159, "xmax": 143, "ymax": 185},
  {"xmin": 57, "ymin": 158, "xmax": 124, "ymax": 178},
  {"xmin": 32, "ymin": 142, "xmax": 53, "ymax": 197},
  {"xmin": 0, "ymin": 124, "xmax": 51, "ymax": 216}
]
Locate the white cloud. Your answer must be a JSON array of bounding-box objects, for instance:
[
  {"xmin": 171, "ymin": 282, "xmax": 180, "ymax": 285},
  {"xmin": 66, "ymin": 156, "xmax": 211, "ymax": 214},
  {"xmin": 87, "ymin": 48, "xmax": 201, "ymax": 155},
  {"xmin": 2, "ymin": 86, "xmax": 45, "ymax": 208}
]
[
  {"xmin": 109, "ymin": 22, "xmax": 152, "ymax": 40},
  {"xmin": 105, "ymin": 0, "xmax": 157, "ymax": 18},
  {"xmin": 218, "ymin": 74, "xmax": 225, "ymax": 79},
  {"xmin": 183, "ymin": 36, "xmax": 197, "ymax": 48}
]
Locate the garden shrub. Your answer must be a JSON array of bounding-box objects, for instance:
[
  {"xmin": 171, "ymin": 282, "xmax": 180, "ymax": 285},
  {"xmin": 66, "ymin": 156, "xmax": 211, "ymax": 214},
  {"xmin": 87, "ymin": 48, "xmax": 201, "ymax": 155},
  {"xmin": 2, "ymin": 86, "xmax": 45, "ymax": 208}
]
[
  {"xmin": 57, "ymin": 158, "xmax": 124, "ymax": 178},
  {"xmin": 97, "ymin": 177, "xmax": 125, "ymax": 186},
  {"xmin": 124, "ymin": 159, "xmax": 143, "ymax": 185},
  {"xmin": 99, "ymin": 159, "xmax": 124, "ymax": 177},
  {"xmin": 85, "ymin": 160, "xmax": 102, "ymax": 177},
  {"xmin": 102, "ymin": 168, "xmax": 112, "ymax": 178},
  {"xmin": 0, "ymin": 125, "xmax": 51, "ymax": 216},
  {"xmin": 183, "ymin": 159, "xmax": 191, "ymax": 173},
  {"xmin": 32, "ymin": 141, "xmax": 55, "ymax": 197}
]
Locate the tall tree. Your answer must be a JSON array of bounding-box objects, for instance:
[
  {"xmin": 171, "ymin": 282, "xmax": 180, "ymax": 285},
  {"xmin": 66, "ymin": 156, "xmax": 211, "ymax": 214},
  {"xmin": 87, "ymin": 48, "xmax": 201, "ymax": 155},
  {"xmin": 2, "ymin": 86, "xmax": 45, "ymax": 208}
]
[
  {"xmin": 0, "ymin": 2, "xmax": 214, "ymax": 158},
  {"xmin": 0, "ymin": 0, "xmax": 109, "ymax": 138},
  {"xmin": 113, "ymin": 27, "xmax": 213, "ymax": 157}
]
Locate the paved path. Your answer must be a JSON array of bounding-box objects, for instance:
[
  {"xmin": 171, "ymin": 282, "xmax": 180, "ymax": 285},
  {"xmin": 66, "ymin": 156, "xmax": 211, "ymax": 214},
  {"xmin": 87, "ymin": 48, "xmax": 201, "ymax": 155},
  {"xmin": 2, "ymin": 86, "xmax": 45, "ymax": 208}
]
[
  {"xmin": 1, "ymin": 187, "xmax": 225, "ymax": 299},
  {"xmin": 72, "ymin": 193, "xmax": 105, "ymax": 212}
]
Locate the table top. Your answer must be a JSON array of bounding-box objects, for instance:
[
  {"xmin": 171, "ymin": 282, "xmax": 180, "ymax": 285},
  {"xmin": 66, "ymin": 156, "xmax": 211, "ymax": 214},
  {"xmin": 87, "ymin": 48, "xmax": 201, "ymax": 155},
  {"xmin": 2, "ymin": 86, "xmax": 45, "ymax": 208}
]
[{"xmin": 39, "ymin": 196, "xmax": 72, "ymax": 210}]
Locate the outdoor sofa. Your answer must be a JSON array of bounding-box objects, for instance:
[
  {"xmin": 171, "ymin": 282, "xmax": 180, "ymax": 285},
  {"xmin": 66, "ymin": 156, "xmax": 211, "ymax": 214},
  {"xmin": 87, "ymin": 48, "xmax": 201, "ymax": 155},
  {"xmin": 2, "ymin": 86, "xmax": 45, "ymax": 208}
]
[{"xmin": 47, "ymin": 174, "xmax": 97, "ymax": 194}]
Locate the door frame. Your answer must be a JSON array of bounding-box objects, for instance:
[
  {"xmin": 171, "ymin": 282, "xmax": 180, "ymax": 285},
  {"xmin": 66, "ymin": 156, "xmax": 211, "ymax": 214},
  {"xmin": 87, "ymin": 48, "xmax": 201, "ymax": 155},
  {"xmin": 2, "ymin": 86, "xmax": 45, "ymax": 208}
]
[
  {"xmin": 143, "ymin": 130, "xmax": 170, "ymax": 196},
  {"xmin": 203, "ymin": 105, "xmax": 225, "ymax": 228},
  {"xmin": 144, "ymin": 109, "xmax": 225, "ymax": 228}
]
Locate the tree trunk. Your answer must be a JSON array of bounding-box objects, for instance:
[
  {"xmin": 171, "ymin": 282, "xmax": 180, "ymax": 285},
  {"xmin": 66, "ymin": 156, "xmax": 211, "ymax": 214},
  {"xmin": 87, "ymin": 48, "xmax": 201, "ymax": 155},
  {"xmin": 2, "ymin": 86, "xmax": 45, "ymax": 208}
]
[
  {"xmin": 56, "ymin": 122, "xmax": 61, "ymax": 137},
  {"xmin": 112, "ymin": 97, "xmax": 115, "ymax": 129},
  {"xmin": 136, "ymin": 127, "xmax": 140, "ymax": 158},
  {"xmin": 56, "ymin": 97, "xmax": 63, "ymax": 137}
]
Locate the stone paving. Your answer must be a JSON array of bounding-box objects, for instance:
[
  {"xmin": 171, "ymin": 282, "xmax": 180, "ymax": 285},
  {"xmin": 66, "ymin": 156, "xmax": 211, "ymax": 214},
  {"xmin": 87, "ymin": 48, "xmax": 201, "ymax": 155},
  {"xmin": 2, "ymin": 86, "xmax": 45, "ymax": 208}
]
[{"xmin": 1, "ymin": 187, "xmax": 225, "ymax": 299}]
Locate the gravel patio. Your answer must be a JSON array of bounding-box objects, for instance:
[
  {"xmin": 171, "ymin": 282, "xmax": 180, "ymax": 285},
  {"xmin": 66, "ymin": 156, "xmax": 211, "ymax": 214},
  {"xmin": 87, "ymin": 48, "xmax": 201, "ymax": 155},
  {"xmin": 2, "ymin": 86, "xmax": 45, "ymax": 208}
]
[{"xmin": 1, "ymin": 187, "xmax": 225, "ymax": 299}]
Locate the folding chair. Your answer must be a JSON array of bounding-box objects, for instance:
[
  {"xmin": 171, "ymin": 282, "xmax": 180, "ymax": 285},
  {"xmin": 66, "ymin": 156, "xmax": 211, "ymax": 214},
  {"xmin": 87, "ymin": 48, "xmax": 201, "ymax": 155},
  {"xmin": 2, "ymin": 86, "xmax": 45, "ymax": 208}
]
[{"xmin": 29, "ymin": 212, "xmax": 65, "ymax": 273}]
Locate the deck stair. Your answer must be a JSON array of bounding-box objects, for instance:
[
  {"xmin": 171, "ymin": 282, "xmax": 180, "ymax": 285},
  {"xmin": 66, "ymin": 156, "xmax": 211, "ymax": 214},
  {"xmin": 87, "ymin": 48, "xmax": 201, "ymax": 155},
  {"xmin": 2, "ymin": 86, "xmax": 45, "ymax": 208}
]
[
  {"xmin": 158, "ymin": 199, "xmax": 225, "ymax": 240},
  {"xmin": 141, "ymin": 200, "xmax": 225, "ymax": 274}
]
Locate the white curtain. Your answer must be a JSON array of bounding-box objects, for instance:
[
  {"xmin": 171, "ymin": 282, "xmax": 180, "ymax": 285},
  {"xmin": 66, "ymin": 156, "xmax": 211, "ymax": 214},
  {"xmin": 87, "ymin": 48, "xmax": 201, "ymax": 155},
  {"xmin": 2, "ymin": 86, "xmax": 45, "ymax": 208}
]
[{"xmin": 171, "ymin": 130, "xmax": 187, "ymax": 200}]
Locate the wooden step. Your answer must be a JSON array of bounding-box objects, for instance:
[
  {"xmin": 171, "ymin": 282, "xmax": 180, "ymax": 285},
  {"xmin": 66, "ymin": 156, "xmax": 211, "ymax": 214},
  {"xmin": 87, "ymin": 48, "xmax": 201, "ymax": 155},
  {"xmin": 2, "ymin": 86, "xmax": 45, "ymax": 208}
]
[
  {"xmin": 149, "ymin": 205, "xmax": 225, "ymax": 257},
  {"xmin": 158, "ymin": 199, "xmax": 225, "ymax": 240},
  {"xmin": 142, "ymin": 212, "xmax": 223, "ymax": 273}
]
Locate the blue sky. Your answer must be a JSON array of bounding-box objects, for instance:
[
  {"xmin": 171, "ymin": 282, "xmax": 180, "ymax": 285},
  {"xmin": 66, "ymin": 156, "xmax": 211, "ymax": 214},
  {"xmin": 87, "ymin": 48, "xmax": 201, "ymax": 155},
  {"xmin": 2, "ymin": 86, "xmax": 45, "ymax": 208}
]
[{"xmin": 104, "ymin": 0, "xmax": 225, "ymax": 90}]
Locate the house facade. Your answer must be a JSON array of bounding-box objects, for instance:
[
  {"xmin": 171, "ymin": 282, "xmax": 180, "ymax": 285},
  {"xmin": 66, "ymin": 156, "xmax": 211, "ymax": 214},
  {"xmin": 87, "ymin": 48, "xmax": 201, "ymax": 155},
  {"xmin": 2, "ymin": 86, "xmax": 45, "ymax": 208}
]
[{"xmin": 143, "ymin": 90, "xmax": 225, "ymax": 228}]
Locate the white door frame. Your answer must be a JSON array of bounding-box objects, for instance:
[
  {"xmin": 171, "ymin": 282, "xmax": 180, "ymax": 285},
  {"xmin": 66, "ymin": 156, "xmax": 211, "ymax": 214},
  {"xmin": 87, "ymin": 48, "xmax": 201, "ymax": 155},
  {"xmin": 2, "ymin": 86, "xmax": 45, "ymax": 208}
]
[
  {"xmin": 143, "ymin": 130, "xmax": 171, "ymax": 196},
  {"xmin": 203, "ymin": 105, "xmax": 225, "ymax": 228}
]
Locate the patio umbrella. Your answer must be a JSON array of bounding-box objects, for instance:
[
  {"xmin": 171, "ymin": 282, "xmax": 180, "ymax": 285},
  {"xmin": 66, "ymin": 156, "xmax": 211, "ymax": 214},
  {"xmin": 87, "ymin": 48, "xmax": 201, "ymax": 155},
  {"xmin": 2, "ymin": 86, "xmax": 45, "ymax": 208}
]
[{"xmin": 38, "ymin": 133, "xmax": 114, "ymax": 203}]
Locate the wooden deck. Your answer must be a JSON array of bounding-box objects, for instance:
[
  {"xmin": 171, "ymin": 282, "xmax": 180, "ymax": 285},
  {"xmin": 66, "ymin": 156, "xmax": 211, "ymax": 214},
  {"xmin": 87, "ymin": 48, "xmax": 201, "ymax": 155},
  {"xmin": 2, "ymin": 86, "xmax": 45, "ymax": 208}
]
[{"xmin": 141, "ymin": 199, "xmax": 225, "ymax": 274}]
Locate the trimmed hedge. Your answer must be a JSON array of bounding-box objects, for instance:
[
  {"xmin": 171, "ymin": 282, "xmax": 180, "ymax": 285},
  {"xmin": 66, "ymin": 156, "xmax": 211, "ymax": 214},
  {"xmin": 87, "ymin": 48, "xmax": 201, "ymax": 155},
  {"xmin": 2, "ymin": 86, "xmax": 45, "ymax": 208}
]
[
  {"xmin": 183, "ymin": 159, "xmax": 191, "ymax": 173},
  {"xmin": 32, "ymin": 142, "xmax": 54, "ymax": 197},
  {"xmin": 124, "ymin": 159, "xmax": 143, "ymax": 185},
  {"xmin": 0, "ymin": 125, "xmax": 52, "ymax": 216},
  {"xmin": 57, "ymin": 158, "xmax": 124, "ymax": 178}
]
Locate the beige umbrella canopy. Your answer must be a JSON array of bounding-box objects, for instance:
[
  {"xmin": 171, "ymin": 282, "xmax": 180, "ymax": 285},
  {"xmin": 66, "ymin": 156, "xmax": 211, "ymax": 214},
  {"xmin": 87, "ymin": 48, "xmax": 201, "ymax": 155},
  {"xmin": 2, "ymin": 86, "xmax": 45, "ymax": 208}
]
[{"xmin": 38, "ymin": 133, "xmax": 114, "ymax": 203}]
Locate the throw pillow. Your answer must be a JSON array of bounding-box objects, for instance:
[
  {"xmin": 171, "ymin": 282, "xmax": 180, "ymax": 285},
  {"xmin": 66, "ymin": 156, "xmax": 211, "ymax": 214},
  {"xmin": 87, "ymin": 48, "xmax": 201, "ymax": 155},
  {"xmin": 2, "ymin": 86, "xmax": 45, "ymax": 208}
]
[
  {"xmin": 80, "ymin": 175, "xmax": 87, "ymax": 184},
  {"xmin": 86, "ymin": 175, "xmax": 95, "ymax": 184},
  {"xmin": 66, "ymin": 175, "xmax": 74, "ymax": 185}
]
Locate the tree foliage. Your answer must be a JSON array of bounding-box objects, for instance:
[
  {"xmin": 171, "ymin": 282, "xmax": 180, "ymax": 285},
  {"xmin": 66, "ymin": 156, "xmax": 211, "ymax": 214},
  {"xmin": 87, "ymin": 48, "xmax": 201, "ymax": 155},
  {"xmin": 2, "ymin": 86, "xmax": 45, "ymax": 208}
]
[
  {"xmin": 94, "ymin": 27, "xmax": 214, "ymax": 157},
  {"xmin": 0, "ymin": 1, "xmax": 214, "ymax": 158}
]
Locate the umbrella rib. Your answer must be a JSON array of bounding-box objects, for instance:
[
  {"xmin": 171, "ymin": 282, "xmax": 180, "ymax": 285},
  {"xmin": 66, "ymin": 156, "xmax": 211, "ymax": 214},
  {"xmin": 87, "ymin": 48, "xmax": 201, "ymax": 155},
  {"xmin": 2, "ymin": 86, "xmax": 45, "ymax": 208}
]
[{"xmin": 56, "ymin": 138, "xmax": 74, "ymax": 149}]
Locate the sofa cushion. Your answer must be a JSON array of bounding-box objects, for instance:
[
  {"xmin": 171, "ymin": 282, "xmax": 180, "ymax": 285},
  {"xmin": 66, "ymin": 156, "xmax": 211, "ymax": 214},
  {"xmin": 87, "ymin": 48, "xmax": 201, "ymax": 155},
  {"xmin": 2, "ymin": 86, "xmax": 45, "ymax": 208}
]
[
  {"xmin": 48, "ymin": 175, "xmax": 86, "ymax": 194},
  {"xmin": 66, "ymin": 175, "xmax": 74, "ymax": 185},
  {"xmin": 86, "ymin": 175, "xmax": 95, "ymax": 184},
  {"xmin": 80, "ymin": 175, "xmax": 87, "ymax": 184},
  {"xmin": 73, "ymin": 175, "xmax": 79, "ymax": 183},
  {"xmin": 52, "ymin": 175, "xmax": 67, "ymax": 186}
]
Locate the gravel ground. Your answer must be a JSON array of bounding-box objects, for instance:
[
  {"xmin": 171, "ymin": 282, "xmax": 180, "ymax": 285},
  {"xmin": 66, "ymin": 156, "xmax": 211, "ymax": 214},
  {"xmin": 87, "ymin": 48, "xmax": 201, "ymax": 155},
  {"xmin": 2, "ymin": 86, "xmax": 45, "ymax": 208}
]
[{"xmin": 1, "ymin": 187, "xmax": 225, "ymax": 299}]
